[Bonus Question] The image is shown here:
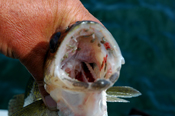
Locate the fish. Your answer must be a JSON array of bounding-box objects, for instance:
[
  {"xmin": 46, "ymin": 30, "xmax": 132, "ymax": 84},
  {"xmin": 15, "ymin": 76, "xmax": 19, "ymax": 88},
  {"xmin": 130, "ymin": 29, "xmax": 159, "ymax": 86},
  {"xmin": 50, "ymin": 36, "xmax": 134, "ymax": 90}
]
[{"xmin": 8, "ymin": 21, "xmax": 141, "ymax": 116}]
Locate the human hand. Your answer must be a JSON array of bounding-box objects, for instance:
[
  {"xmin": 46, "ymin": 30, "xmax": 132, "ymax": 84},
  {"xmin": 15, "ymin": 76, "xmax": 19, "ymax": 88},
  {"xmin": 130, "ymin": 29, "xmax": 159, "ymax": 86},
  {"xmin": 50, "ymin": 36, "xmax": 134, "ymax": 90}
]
[{"xmin": 0, "ymin": 0, "xmax": 100, "ymax": 109}]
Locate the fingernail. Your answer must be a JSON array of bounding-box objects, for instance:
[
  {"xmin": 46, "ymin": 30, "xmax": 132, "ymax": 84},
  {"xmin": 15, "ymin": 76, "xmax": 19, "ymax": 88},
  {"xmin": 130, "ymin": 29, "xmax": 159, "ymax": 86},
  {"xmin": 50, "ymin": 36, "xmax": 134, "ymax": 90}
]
[{"xmin": 45, "ymin": 95, "xmax": 57, "ymax": 110}]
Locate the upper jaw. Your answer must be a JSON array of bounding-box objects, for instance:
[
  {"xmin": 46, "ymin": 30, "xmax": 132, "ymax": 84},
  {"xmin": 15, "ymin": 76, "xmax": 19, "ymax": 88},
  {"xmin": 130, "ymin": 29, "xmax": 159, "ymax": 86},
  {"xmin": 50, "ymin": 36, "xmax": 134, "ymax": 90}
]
[{"xmin": 45, "ymin": 21, "xmax": 124, "ymax": 91}]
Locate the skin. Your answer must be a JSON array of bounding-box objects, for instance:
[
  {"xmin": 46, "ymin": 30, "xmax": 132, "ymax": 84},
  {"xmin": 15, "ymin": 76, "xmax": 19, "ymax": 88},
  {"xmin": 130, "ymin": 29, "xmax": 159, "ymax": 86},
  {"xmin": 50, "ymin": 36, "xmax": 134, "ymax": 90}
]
[{"xmin": 0, "ymin": 0, "xmax": 101, "ymax": 109}]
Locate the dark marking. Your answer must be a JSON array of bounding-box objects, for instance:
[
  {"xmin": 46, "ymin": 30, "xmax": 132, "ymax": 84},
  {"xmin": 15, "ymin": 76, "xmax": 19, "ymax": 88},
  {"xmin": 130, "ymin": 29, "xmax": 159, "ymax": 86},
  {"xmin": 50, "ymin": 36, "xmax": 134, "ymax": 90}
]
[
  {"xmin": 100, "ymin": 61, "xmax": 104, "ymax": 71},
  {"xmin": 75, "ymin": 21, "xmax": 81, "ymax": 24},
  {"xmin": 91, "ymin": 80, "xmax": 110, "ymax": 90},
  {"xmin": 63, "ymin": 53, "xmax": 68, "ymax": 59},
  {"xmin": 84, "ymin": 29, "xmax": 89, "ymax": 32},
  {"xmin": 104, "ymin": 42, "xmax": 111, "ymax": 50},
  {"xmin": 100, "ymin": 55, "xmax": 108, "ymax": 71},
  {"xmin": 89, "ymin": 63, "xmax": 95, "ymax": 69},
  {"xmin": 65, "ymin": 21, "xmax": 82, "ymax": 32},
  {"xmin": 82, "ymin": 62, "xmax": 95, "ymax": 82},
  {"xmin": 98, "ymin": 43, "xmax": 101, "ymax": 47},
  {"xmin": 77, "ymin": 48, "xmax": 81, "ymax": 51},
  {"xmin": 100, "ymin": 41, "xmax": 105, "ymax": 44},
  {"xmin": 104, "ymin": 62, "xmax": 107, "ymax": 71},
  {"xmin": 90, "ymin": 39, "xmax": 95, "ymax": 43},
  {"xmin": 109, "ymin": 73, "xmax": 119, "ymax": 83},
  {"xmin": 75, "ymin": 72, "xmax": 83, "ymax": 82},
  {"xmin": 49, "ymin": 32, "xmax": 61, "ymax": 53},
  {"xmin": 104, "ymin": 73, "xmax": 107, "ymax": 78},
  {"xmin": 82, "ymin": 21, "xmax": 92, "ymax": 24},
  {"xmin": 100, "ymin": 37, "xmax": 106, "ymax": 44}
]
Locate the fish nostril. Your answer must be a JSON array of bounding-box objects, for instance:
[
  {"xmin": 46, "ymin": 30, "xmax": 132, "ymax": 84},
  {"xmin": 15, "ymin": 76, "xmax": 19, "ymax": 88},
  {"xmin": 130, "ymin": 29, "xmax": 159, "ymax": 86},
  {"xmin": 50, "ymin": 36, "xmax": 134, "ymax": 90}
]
[{"xmin": 91, "ymin": 79, "xmax": 110, "ymax": 90}]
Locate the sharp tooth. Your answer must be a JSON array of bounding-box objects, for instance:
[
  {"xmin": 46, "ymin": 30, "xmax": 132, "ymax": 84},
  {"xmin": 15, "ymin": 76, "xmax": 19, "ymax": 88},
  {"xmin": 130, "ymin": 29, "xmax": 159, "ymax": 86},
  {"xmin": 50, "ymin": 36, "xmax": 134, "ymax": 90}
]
[{"xmin": 81, "ymin": 69, "xmax": 88, "ymax": 82}]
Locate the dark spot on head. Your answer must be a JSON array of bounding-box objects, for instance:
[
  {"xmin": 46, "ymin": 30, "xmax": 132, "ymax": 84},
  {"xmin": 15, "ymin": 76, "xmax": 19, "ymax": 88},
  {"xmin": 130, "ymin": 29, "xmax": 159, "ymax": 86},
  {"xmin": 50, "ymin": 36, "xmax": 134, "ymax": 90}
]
[
  {"xmin": 77, "ymin": 47, "xmax": 81, "ymax": 51},
  {"xmin": 50, "ymin": 32, "xmax": 61, "ymax": 53},
  {"xmin": 98, "ymin": 43, "xmax": 101, "ymax": 47}
]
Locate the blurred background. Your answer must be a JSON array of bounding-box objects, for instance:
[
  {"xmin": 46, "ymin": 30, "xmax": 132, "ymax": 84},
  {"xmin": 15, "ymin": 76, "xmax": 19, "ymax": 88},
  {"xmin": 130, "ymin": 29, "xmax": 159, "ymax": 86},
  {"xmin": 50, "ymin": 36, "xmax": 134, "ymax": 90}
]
[{"xmin": 0, "ymin": 0, "xmax": 175, "ymax": 116}]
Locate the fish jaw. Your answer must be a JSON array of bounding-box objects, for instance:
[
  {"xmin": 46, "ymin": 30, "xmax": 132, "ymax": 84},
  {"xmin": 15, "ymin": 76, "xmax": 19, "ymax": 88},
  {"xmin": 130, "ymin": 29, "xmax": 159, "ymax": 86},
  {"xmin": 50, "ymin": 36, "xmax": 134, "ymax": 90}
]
[
  {"xmin": 48, "ymin": 88, "xmax": 107, "ymax": 116},
  {"xmin": 44, "ymin": 21, "xmax": 124, "ymax": 116}
]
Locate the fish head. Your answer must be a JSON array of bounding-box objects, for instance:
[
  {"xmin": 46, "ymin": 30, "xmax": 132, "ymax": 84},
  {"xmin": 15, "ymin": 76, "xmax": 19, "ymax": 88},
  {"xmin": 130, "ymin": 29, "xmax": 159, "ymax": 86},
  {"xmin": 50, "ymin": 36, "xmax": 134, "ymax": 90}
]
[{"xmin": 44, "ymin": 21, "xmax": 125, "ymax": 116}]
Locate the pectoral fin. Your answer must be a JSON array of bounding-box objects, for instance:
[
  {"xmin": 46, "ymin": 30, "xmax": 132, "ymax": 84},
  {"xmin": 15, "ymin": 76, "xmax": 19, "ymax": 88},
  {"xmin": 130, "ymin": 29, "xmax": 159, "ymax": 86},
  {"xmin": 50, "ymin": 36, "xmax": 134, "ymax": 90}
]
[{"xmin": 106, "ymin": 86, "xmax": 141, "ymax": 102}]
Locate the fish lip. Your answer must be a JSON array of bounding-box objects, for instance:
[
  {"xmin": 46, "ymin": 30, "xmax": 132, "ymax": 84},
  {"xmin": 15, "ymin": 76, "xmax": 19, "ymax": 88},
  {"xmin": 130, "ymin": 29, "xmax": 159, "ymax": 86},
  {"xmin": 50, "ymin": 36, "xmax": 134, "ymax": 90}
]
[
  {"xmin": 62, "ymin": 78, "xmax": 112, "ymax": 91},
  {"xmin": 44, "ymin": 20, "xmax": 125, "ymax": 92},
  {"xmin": 66, "ymin": 20, "xmax": 99, "ymax": 32}
]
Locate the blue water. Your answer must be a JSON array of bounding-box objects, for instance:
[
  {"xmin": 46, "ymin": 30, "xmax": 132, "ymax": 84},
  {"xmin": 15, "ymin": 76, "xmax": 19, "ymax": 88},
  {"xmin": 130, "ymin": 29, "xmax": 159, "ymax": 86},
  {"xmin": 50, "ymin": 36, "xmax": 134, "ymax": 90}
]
[{"xmin": 0, "ymin": 0, "xmax": 175, "ymax": 115}]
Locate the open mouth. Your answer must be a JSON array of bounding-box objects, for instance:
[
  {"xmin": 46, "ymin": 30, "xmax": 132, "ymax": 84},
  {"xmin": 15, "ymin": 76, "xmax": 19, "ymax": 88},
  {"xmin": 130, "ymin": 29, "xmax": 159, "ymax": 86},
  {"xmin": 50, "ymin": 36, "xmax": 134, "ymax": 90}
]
[
  {"xmin": 46, "ymin": 21, "xmax": 125, "ymax": 90},
  {"xmin": 63, "ymin": 61, "xmax": 96, "ymax": 82},
  {"xmin": 60, "ymin": 28, "xmax": 113, "ymax": 83}
]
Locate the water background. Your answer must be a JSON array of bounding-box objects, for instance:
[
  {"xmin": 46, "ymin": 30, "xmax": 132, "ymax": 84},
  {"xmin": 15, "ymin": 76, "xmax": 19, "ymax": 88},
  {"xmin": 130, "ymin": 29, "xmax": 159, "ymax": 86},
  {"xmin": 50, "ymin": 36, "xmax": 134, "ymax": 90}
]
[{"xmin": 0, "ymin": 0, "xmax": 175, "ymax": 115}]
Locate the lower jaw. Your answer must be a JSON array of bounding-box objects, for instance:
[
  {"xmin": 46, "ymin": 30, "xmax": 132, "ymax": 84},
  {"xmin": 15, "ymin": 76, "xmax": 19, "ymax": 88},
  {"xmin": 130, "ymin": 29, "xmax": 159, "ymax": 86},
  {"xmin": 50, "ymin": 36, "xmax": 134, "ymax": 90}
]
[{"xmin": 50, "ymin": 88, "xmax": 108, "ymax": 116}]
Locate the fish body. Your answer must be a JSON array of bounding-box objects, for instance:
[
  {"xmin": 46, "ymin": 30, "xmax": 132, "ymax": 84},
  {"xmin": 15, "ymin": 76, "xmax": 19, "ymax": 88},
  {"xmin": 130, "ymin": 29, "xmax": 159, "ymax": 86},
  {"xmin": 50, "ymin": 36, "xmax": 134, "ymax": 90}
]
[{"xmin": 8, "ymin": 21, "xmax": 141, "ymax": 116}]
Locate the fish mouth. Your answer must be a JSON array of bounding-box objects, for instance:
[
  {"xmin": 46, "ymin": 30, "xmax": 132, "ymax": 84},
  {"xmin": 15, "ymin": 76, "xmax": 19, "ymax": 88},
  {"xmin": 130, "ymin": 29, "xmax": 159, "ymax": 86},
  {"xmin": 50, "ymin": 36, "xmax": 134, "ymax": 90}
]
[
  {"xmin": 44, "ymin": 21, "xmax": 125, "ymax": 92},
  {"xmin": 44, "ymin": 21, "xmax": 125, "ymax": 116}
]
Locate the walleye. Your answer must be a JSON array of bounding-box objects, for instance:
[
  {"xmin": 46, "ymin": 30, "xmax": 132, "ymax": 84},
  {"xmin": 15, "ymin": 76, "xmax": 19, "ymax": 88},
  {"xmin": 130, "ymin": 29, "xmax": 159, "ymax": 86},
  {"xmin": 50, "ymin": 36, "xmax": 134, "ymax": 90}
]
[{"xmin": 8, "ymin": 21, "xmax": 141, "ymax": 116}]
